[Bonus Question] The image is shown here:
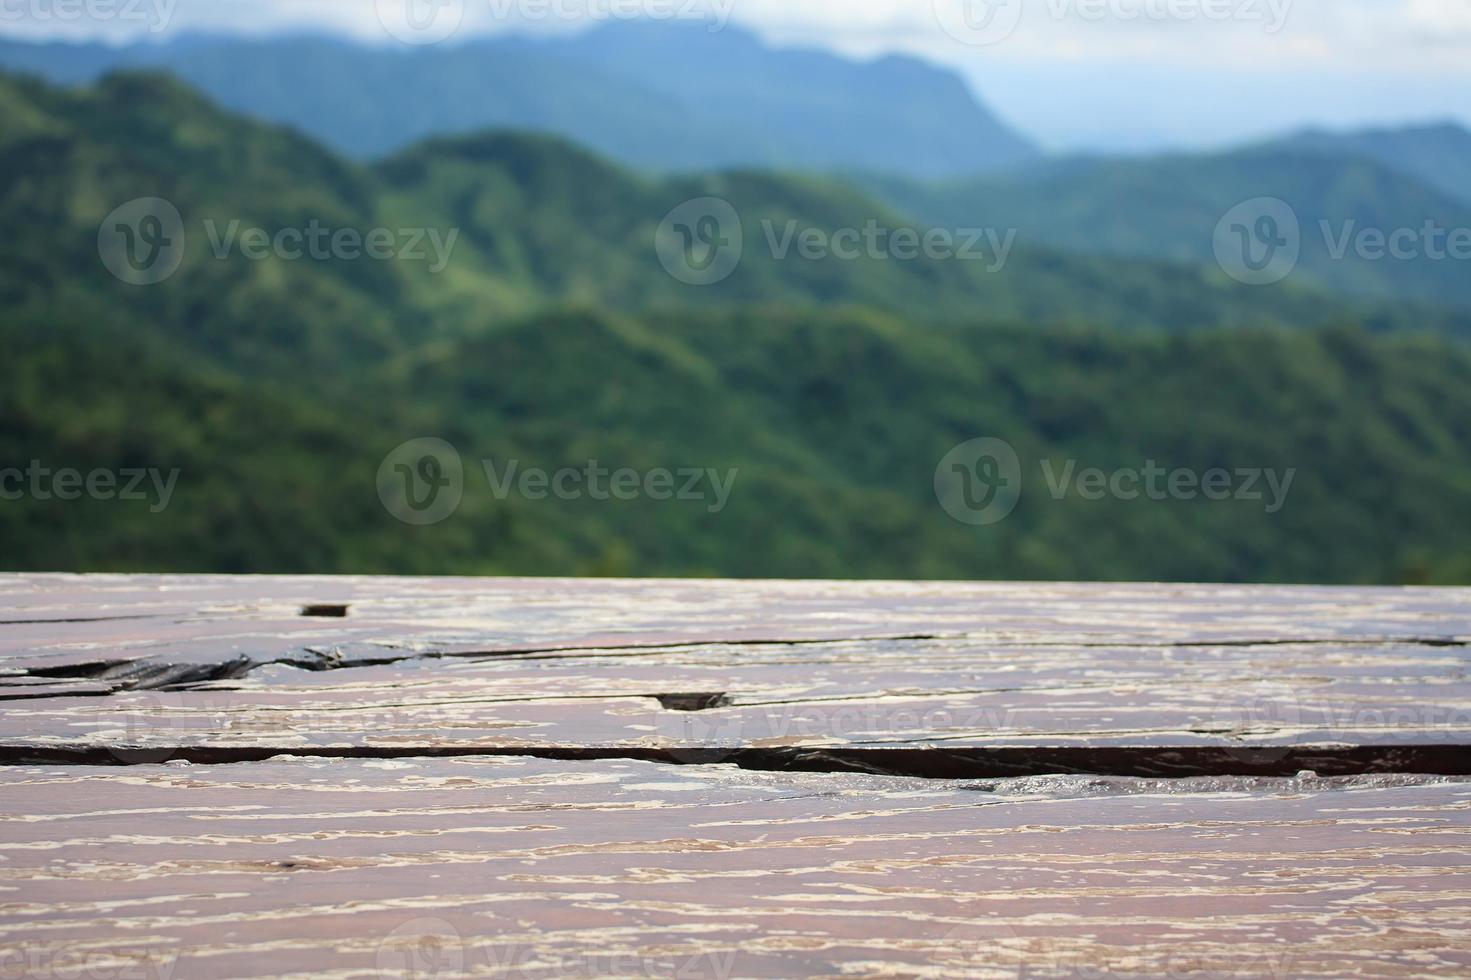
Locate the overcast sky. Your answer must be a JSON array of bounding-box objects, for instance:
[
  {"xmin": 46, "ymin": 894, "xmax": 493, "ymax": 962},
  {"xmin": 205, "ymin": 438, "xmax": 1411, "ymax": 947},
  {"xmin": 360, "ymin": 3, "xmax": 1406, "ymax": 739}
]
[{"xmin": 2, "ymin": 0, "xmax": 1467, "ymax": 151}]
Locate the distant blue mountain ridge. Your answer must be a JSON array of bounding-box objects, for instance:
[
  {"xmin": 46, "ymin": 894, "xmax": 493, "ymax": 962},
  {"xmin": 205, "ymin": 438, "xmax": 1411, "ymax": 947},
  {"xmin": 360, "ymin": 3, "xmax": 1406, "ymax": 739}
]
[
  {"xmin": 0, "ymin": 21, "xmax": 1040, "ymax": 178},
  {"xmin": 4, "ymin": 21, "xmax": 1470, "ymax": 312}
]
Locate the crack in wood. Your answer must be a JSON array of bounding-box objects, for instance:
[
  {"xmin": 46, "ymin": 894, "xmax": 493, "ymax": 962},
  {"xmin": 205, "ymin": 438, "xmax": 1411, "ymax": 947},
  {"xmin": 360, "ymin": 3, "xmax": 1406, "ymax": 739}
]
[
  {"xmin": 8, "ymin": 631, "xmax": 1465, "ymax": 696},
  {"xmin": 4, "ymin": 742, "xmax": 1468, "ymax": 779},
  {"xmin": 653, "ymin": 693, "xmax": 732, "ymax": 711},
  {"xmin": 299, "ymin": 604, "xmax": 351, "ymax": 618}
]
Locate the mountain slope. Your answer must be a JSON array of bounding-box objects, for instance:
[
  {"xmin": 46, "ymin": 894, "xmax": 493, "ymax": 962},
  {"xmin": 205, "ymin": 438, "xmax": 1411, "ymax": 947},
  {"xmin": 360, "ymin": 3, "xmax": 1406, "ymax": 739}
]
[
  {"xmin": 375, "ymin": 129, "xmax": 1391, "ymax": 333},
  {"xmin": 3, "ymin": 71, "xmax": 1471, "ymax": 583},
  {"xmin": 7, "ymin": 305, "xmax": 1471, "ymax": 583},
  {"xmin": 1267, "ymin": 122, "xmax": 1471, "ymax": 206},
  {"xmin": 3, "ymin": 68, "xmax": 1419, "ymax": 347},
  {"xmin": 0, "ymin": 71, "xmax": 429, "ymax": 376},
  {"xmin": 0, "ymin": 23, "xmax": 1038, "ymax": 178},
  {"xmin": 534, "ymin": 21, "xmax": 1038, "ymax": 176},
  {"xmin": 858, "ymin": 148, "xmax": 1471, "ymax": 310}
]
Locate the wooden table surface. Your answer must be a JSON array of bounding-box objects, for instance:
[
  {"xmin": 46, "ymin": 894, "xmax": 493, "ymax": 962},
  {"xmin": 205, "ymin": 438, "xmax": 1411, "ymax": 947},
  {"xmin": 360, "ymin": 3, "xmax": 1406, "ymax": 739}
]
[{"xmin": 1, "ymin": 575, "xmax": 1469, "ymax": 977}]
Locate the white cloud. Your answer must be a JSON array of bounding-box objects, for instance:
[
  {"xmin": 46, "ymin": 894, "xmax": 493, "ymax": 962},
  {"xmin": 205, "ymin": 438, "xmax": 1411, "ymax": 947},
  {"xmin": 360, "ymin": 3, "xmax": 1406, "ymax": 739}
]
[{"xmin": 3, "ymin": 0, "xmax": 1469, "ymax": 71}]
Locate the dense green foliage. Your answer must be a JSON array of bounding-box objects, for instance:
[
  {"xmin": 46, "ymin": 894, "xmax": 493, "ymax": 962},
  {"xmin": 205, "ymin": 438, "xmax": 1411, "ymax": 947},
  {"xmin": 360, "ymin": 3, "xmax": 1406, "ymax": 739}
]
[
  {"xmin": 857, "ymin": 146, "xmax": 1471, "ymax": 311},
  {"xmin": 7, "ymin": 305, "xmax": 1471, "ymax": 583},
  {"xmin": 2, "ymin": 71, "xmax": 1470, "ymax": 583}
]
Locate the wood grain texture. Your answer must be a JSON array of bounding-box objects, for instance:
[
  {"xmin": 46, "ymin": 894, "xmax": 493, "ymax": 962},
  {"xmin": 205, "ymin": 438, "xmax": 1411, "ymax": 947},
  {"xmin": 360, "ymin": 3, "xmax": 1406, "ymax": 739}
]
[
  {"xmin": 2, "ymin": 575, "xmax": 1469, "ymax": 977},
  {"xmin": 1, "ymin": 759, "xmax": 1468, "ymax": 979},
  {"xmin": 3, "ymin": 575, "xmax": 1468, "ymax": 684},
  {"xmin": 1, "ymin": 576, "xmax": 1467, "ymax": 774},
  {"xmin": 3, "ymin": 633, "xmax": 1469, "ymax": 774}
]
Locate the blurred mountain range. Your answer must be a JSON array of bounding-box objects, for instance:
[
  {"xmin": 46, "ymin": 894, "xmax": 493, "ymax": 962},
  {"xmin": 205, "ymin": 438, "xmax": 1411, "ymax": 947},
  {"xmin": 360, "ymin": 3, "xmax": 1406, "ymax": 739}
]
[
  {"xmin": 0, "ymin": 22, "xmax": 1040, "ymax": 177},
  {"xmin": 3, "ymin": 68, "xmax": 1471, "ymax": 583},
  {"xmin": 856, "ymin": 140, "xmax": 1471, "ymax": 309},
  {"xmin": 4, "ymin": 22, "xmax": 1469, "ymax": 314},
  {"xmin": 1267, "ymin": 123, "xmax": 1471, "ymax": 206}
]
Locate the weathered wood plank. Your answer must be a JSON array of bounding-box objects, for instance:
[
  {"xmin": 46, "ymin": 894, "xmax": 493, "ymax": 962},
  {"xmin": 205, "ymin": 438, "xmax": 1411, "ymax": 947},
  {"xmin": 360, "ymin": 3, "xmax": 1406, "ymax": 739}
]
[
  {"xmin": 1, "ymin": 758, "xmax": 1467, "ymax": 979},
  {"xmin": 3, "ymin": 576, "xmax": 1470, "ymax": 976},
  {"xmin": 3, "ymin": 576, "xmax": 1468, "ymax": 688},
  {"xmin": 3, "ymin": 576, "xmax": 1467, "ymax": 775},
  {"xmin": 4, "ymin": 638, "xmax": 1467, "ymax": 772}
]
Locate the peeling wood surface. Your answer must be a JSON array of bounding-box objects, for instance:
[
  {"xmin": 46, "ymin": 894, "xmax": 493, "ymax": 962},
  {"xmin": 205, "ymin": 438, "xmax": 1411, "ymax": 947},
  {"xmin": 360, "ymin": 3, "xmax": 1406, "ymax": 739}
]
[
  {"xmin": 3, "ymin": 575, "xmax": 1468, "ymax": 682},
  {"xmin": 1, "ymin": 574, "xmax": 1470, "ymax": 977},
  {"xmin": 4, "ymin": 633, "xmax": 1470, "ymax": 775},
  {"xmin": 2, "ymin": 759, "xmax": 1469, "ymax": 978},
  {"xmin": 1, "ymin": 577, "xmax": 1468, "ymax": 775}
]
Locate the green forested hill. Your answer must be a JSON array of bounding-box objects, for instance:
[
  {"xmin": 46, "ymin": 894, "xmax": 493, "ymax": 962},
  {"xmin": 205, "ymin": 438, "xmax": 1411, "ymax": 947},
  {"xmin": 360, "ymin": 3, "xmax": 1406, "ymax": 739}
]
[
  {"xmin": 857, "ymin": 148, "xmax": 1471, "ymax": 311},
  {"xmin": 3, "ymin": 71, "xmax": 1470, "ymax": 584},
  {"xmin": 1265, "ymin": 123, "xmax": 1471, "ymax": 205},
  {"xmin": 6, "ymin": 307, "xmax": 1471, "ymax": 583},
  {"xmin": 376, "ymin": 131, "xmax": 1416, "ymax": 332},
  {"xmin": 3, "ymin": 69, "xmax": 1453, "ymax": 348}
]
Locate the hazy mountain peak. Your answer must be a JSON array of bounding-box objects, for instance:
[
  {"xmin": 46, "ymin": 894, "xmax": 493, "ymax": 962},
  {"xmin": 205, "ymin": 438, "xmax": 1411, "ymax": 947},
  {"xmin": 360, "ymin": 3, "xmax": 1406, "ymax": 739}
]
[{"xmin": 0, "ymin": 23, "xmax": 1038, "ymax": 178}]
